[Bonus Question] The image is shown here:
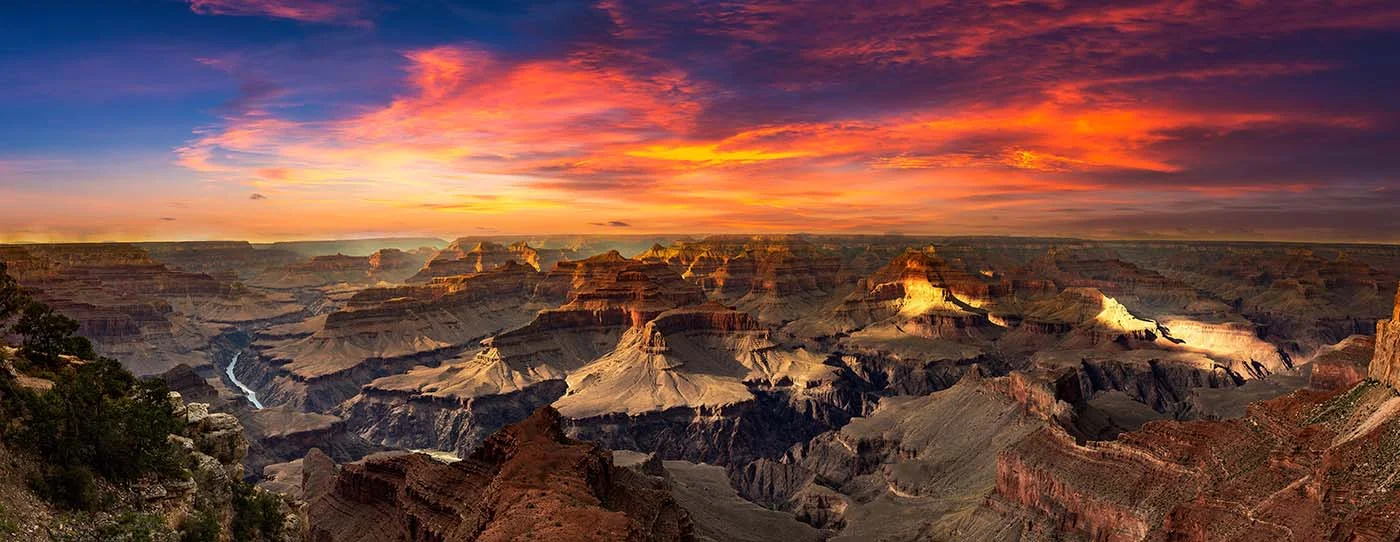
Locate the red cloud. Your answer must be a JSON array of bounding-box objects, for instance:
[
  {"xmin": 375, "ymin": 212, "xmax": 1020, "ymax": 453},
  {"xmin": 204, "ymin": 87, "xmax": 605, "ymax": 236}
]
[{"xmin": 159, "ymin": 0, "xmax": 1400, "ymax": 240}]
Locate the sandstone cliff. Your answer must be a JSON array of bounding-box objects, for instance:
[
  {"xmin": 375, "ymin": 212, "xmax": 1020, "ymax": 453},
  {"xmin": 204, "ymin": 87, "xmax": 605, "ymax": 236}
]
[
  {"xmin": 0, "ymin": 243, "xmax": 303, "ymax": 375},
  {"xmin": 1366, "ymin": 282, "xmax": 1400, "ymax": 389},
  {"xmin": 990, "ymin": 280, "xmax": 1400, "ymax": 542},
  {"xmin": 306, "ymin": 407, "xmax": 694, "ymax": 542}
]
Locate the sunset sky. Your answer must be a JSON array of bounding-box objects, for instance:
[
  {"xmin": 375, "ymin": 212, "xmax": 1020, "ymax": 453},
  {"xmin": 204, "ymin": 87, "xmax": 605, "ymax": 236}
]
[{"xmin": 2, "ymin": 0, "xmax": 1398, "ymax": 243}]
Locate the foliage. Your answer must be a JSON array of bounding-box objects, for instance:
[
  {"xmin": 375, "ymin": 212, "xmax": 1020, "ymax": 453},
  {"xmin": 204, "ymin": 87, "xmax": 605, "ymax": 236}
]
[
  {"xmin": 28, "ymin": 464, "xmax": 99, "ymax": 511},
  {"xmin": 230, "ymin": 482, "xmax": 284, "ymax": 542},
  {"xmin": 55, "ymin": 512, "xmax": 174, "ymax": 542},
  {"xmin": 3, "ymin": 356, "xmax": 184, "ymax": 509},
  {"xmin": 13, "ymin": 300, "xmax": 95, "ymax": 371},
  {"xmin": 0, "ymin": 503, "xmax": 18, "ymax": 535},
  {"xmin": 0, "ymin": 262, "xmax": 24, "ymax": 322},
  {"xmin": 179, "ymin": 505, "xmax": 221, "ymax": 542}
]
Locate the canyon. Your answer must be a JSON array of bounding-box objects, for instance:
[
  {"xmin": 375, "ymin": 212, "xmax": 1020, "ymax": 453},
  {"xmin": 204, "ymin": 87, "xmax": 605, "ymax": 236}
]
[{"xmin": 4, "ymin": 235, "xmax": 1399, "ymax": 541}]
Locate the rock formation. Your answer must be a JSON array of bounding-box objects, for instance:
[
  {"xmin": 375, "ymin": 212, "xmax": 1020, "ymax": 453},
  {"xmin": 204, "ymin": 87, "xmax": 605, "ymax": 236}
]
[
  {"xmin": 408, "ymin": 240, "xmax": 522, "ymax": 282},
  {"xmin": 733, "ymin": 371, "xmax": 1055, "ymax": 539},
  {"xmin": 0, "ymin": 243, "xmax": 303, "ymax": 375},
  {"xmin": 1308, "ymin": 334, "xmax": 1376, "ymax": 391},
  {"xmin": 986, "ymin": 281, "xmax": 1400, "ymax": 541},
  {"xmin": 305, "ymin": 407, "xmax": 694, "ymax": 542},
  {"xmin": 248, "ymin": 261, "xmax": 544, "ymax": 410},
  {"xmin": 1367, "ymin": 282, "xmax": 1400, "ymax": 389},
  {"xmin": 338, "ymin": 254, "xmax": 708, "ymax": 454},
  {"xmin": 554, "ymin": 303, "xmax": 834, "ymax": 419},
  {"xmin": 640, "ymin": 236, "xmax": 847, "ymax": 324}
]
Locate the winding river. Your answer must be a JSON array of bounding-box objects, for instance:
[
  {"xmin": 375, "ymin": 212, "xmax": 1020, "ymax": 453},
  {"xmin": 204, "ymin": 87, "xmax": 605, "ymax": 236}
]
[{"xmin": 225, "ymin": 351, "xmax": 264, "ymax": 409}]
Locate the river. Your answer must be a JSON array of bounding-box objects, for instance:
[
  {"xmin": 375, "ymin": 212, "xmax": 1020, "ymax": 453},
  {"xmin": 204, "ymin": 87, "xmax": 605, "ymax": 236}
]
[{"xmin": 225, "ymin": 351, "xmax": 264, "ymax": 409}]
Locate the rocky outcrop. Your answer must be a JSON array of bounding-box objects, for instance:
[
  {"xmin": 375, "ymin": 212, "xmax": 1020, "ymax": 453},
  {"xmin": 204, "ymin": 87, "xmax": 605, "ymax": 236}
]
[
  {"xmin": 249, "ymin": 262, "xmax": 543, "ymax": 410},
  {"xmin": 148, "ymin": 393, "xmax": 301, "ymax": 540},
  {"xmin": 991, "ymin": 378, "xmax": 1400, "ymax": 541},
  {"xmin": 554, "ymin": 304, "xmax": 834, "ymax": 418},
  {"xmin": 1156, "ymin": 317, "xmax": 1292, "ymax": 379},
  {"xmin": 367, "ymin": 248, "xmax": 432, "ymax": 283},
  {"xmin": 241, "ymin": 406, "xmax": 378, "ymax": 477},
  {"xmin": 505, "ymin": 241, "xmax": 574, "ymax": 271},
  {"xmin": 733, "ymin": 372, "xmax": 1052, "ymax": 539},
  {"xmin": 614, "ymin": 453, "xmax": 825, "ymax": 542},
  {"xmin": 640, "ymin": 236, "xmax": 848, "ymax": 324},
  {"xmin": 408, "ymin": 239, "xmax": 568, "ymax": 281},
  {"xmin": 1308, "ymin": 334, "xmax": 1376, "ymax": 391},
  {"xmin": 1367, "ymin": 282, "xmax": 1400, "ymax": 390},
  {"xmin": 306, "ymin": 407, "xmax": 694, "ymax": 542},
  {"xmin": 792, "ymin": 248, "xmax": 996, "ymax": 338}
]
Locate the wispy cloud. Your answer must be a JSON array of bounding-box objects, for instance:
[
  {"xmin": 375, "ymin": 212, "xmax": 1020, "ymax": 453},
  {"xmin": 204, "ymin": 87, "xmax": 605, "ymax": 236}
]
[
  {"xmin": 186, "ymin": 0, "xmax": 373, "ymax": 26},
  {"xmin": 26, "ymin": 0, "xmax": 1388, "ymax": 241}
]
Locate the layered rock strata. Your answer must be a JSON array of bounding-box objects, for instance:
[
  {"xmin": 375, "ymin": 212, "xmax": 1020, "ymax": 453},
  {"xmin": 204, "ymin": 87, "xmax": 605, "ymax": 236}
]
[{"xmin": 305, "ymin": 407, "xmax": 694, "ymax": 542}]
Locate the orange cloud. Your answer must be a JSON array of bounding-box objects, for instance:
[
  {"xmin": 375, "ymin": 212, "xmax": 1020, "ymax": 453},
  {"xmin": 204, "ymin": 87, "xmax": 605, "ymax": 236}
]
[{"xmin": 161, "ymin": 1, "xmax": 1393, "ymax": 240}]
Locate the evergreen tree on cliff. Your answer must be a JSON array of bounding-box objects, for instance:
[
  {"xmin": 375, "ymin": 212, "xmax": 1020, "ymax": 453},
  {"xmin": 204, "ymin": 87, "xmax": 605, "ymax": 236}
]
[
  {"xmin": 0, "ymin": 262, "xmax": 23, "ymax": 321},
  {"xmin": 13, "ymin": 300, "xmax": 95, "ymax": 371}
]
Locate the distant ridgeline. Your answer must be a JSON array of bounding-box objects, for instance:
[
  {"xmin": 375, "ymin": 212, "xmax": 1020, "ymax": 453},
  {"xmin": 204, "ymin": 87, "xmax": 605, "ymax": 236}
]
[{"xmin": 0, "ymin": 261, "xmax": 295, "ymax": 541}]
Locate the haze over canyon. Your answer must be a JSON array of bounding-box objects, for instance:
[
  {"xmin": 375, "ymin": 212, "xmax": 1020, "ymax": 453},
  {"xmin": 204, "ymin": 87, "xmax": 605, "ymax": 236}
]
[{"xmin": 1, "ymin": 234, "xmax": 1399, "ymax": 540}]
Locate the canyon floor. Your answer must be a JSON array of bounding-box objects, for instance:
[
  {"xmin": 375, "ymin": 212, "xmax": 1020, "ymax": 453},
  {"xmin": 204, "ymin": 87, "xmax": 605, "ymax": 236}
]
[{"xmin": 4, "ymin": 234, "xmax": 1400, "ymax": 541}]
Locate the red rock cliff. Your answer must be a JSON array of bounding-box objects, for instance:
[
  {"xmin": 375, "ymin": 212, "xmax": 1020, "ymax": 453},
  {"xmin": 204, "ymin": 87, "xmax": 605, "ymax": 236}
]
[
  {"xmin": 1367, "ymin": 282, "xmax": 1400, "ymax": 390},
  {"xmin": 306, "ymin": 407, "xmax": 694, "ymax": 542}
]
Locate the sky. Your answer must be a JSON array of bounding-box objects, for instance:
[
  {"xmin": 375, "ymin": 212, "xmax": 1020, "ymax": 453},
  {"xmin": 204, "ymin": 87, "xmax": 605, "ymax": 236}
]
[{"xmin": 1, "ymin": 0, "xmax": 1398, "ymax": 243}]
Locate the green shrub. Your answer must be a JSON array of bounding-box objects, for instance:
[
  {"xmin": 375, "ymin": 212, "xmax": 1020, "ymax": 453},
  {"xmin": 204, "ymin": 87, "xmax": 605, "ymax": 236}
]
[
  {"xmin": 179, "ymin": 506, "xmax": 221, "ymax": 542},
  {"xmin": 0, "ymin": 262, "xmax": 24, "ymax": 322},
  {"xmin": 0, "ymin": 503, "xmax": 19, "ymax": 535},
  {"xmin": 5, "ymin": 358, "xmax": 184, "ymax": 509},
  {"xmin": 13, "ymin": 300, "xmax": 95, "ymax": 371},
  {"xmin": 231, "ymin": 482, "xmax": 284, "ymax": 542},
  {"xmin": 0, "ymin": 267, "xmax": 186, "ymax": 511},
  {"xmin": 30, "ymin": 465, "xmax": 99, "ymax": 511},
  {"xmin": 55, "ymin": 512, "xmax": 173, "ymax": 542}
]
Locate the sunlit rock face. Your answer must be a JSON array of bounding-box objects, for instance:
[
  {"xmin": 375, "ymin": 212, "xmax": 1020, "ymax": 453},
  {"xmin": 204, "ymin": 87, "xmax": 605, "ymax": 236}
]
[
  {"xmin": 338, "ymin": 253, "xmax": 709, "ymax": 454},
  {"xmin": 504, "ymin": 241, "xmax": 574, "ymax": 271},
  {"xmin": 784, "ymin": 248, "xmax": 1000, "ymax": 341},
  {"xmin": 1368, "ymin": 282, "xmax": 1400, "ymax": 390},
  {"xmin": 1107, "ymin": 242, "xmax": 1400, "ymax": 354},
  {"xmin": 366, "ymin": 247, "xmax": 432, "ymax": 280},
  {"xmin": 987, "ymin": 283, "xmax": 1400, "ymax": 542},
  {"xmin": 553, "ymin": 303, "xmax": 834, "ymax": 419},
  {"xmin": 408, "ymin": 239, "xmax": 521, "ymax": 282},
  {"xmin": 640, "ymin": 235, "xmax": 848, "ymax": 325},
  {"xmin": 408, "ymin": 238, "xmax": 577, "ymax": 283}
]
